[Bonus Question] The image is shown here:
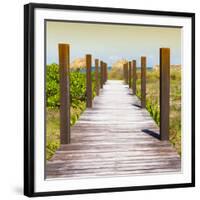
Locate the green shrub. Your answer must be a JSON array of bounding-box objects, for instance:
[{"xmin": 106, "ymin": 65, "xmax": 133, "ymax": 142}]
[
  {"xmin": 46, "ymin": 63, "xmax": 89, "ymax": 108},
  {"xmin": 46, "ymin": 63, "xmax": 60, "ymax": 107},
  {"xmin": 46, "ymin": 63, "xmax": 97, "ymax": 160}
]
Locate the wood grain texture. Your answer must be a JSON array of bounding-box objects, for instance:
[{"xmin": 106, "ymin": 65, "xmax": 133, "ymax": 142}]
[
  {"xmin": 128, "ymin": 61, "xmax": 132, "ymax": 88},
  {"xmin": 95, "ymin": 59, "xmax": 99, "ymax": 96},
  {"xmin": 160, "ymin": 48, "xmax": 170, "ymax": 140},
  {"xmin": 123, "ymin": 64, "xmax": 126, "ymax": 80},
  {"xmin": 141, "ymin": 56, "xmax": 146, "ymax": 108},
  {"xmin": 58, "ymin": 44, "xmax": 70, "ymax": 144},
  {"xmin": 86, "ymin": 54, "xmax": 92, "ymax": 108},
  {"xmin": 100, "ymin": 61, "xmax": 104, "ymax": 88},
  {"xmin": 132, "ymin": 60, "xmax": 137, "ymax": 95},
  {"xmin": 46, "ymin": 80, "xmax": 180, "ymax": 179},
  {"xmin": 103, "ymin": 63, "xmax": 106, "ymax": 84},
  {"xmin": 124, "ymin": 63, "xmax": 128, "ymax": 84},
  {"xmin": 105, "ymin": 63, "xmax": 108, "ymax": 82}
]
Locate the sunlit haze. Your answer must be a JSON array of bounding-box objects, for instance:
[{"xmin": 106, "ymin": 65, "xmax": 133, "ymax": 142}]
[{"xmin": 46, "ymin": 21, "xmax": 181, "ymax": 67}]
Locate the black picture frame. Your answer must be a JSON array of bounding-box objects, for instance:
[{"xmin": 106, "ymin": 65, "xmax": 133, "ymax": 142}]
[{"xmin": 24, "ymin": 3, "xmax": 195, "ymax": 197}]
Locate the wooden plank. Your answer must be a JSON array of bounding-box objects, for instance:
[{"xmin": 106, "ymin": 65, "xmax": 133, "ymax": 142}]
[
  {"xmin": 51, "ymin": 152, "xmax": 179, "ymax": 163},
  {"xmin": 48, "ymin": 156, "xmax": 180, "ymax": 165},
  {"xmin": 56, "ymin": 147, "xmax": 177, "ymax": 154},
  {"xmin": 47, "ymin": 168, "xmax": 181, "ymax": 179},
  {"xmin": 160, "ymin": 48, "xmax": 170, "ymax": 140},
  {"xmin": 47, "ymin": 158, "xmax": 181, "ymax": 168},
  {"xmin": 46, "ymin": 162, "xmax": 180, "ymax": 173},
  {"xmin": 141, "ymin": 56, "xmax": 146, "ymax": 108},
  {"xmin": 59, "ymin": 143, "xmax": 171, "ymax": 151},
  {"xmin": 58, "ymin": 43, "xmax": 70, "ymax": 144},
  {"xmin": 95, "ymin": 59, "xmax": 99, "ymax": 96},
  {"xmin": 86, "ymin": 54, "xmax": 92, "ymax": 108},
  {"xmin": 132, "ymin": 60, "xmax": 137, "ymax": 95}
]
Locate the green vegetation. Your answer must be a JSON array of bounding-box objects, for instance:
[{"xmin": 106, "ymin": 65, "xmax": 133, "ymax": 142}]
[
  {"xmin": 46, "ymin": 64, "xmax": 97, "ymax": 160},
  {"xmin": 136, "ymin": 68, "xmax": 181, "ymax": 154}
]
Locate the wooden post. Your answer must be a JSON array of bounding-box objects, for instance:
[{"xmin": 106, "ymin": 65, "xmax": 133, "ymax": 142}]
[
  {"xmin": 103, "ymin": 63, "xmax": 106, "ymax": 84},
  {"xmin": 95, "ymin": 59, "xmax": 99, "ymax": 96},
  {"xmin": 123, "ymin": 64, "xmax": 126, "ymax": 82},
  {"xmin": 105, "ymin": 63, "xmax": 108, "ymax": 82},
  {"xmin": 132, "ymin": 60, "xmax": 137, "ymax": 95},
  {"xmin": 58, "ymin": 43, "xmax": 70, "ymax": 144},
  {"xmin": 128, "ymin": 61, "xmax": 132, "ymax": 88},
  {"xmin": 141, "ymin": 56, "xmax": 146, "ymax": 108},
  {"xmin": 125, "ymin": 63, "xmax": 128, "ymax": 84},
  {"xmin": 126, "ymin": 63, "xmax": 129, "ymax": 85},
  {"xmin": 106, "ymin": 64, "xmax": 108, "ymax": 81},
  {"xmin": 86, "ymin": 54, "xmax": 92, "ymax": 108},
  {"xmin": 100, "ymin": 61, "xmax": 104, "ymax": 88},
  {"xmin": 160, "ymin": 48, "xmax": 170, "ymax": 140}
]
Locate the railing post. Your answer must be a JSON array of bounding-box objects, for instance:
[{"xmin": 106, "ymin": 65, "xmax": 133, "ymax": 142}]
[
  {"xmin": 103, "ymin": 62, "xmax": 106, "ymax": 84},
  {"xmin": 141, "ymin": 56, "xmax": 146, "ymax": 108},
  {"xmin": 123, "ymin": 64, "xmax": 126, "ymax": 82},
  {"xmin": 100, "ymin": 61, "xmax": 104, "ymax": 88},
  {"xmin": 105, "ymin": 63, "xmax": 108, "ymax": 82},
  {"xmin": 132, "ymin": 60, "xmax": 137, "ymax": 95},
  {"xmin": 125, "ymin": 62, "xmax": 128, "ymax": 84},
  {"xmin": 95, "ymin": 59, "xmax": 99, "ymax": 96},
  {"xmin": 58, "ymin": 43, "xmax": 70, "ymax": 144},
  {"xmin": 86, "ymin": 54, "xmax": 92, "ymax": 108},
  {"xmin": 160, "ymin": 48, "xmax": 170, "ymax": 140},
  {"xmin": 128, "ymin": 61, "xmax": 132, "ymax": 88}
]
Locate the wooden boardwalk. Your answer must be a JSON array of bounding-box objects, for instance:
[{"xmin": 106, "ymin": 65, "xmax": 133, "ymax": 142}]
[{"xmin": 46, "ymin": 80, "xmax": 181, "ymax": 179}]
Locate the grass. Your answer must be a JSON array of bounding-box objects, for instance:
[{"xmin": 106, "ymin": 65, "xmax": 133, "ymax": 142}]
[
  {"xmin": 46, "ymin": 101, "xmax": 86, "ymax": 160},
  {"xmin": 108, "ymin": 67, "xmax": 124, "ymax": 80},
  {"xmin": 135, "ymin": 68, "xmax": 181, "ymax": 154},
  {"xmin": 46, "ymin": 108, "xmax": 60, "ymax": 160}
]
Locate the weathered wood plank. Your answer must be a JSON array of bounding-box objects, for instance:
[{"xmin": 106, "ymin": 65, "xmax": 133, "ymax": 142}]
[
  {"xmin": 48, "ymin": 156, "xmax": 180, "ymax": 165},
  {"xmin": 47, "ymin": 163, "xmax": 181, "ymax": 173},
  {"xmin": 47, "ymin": 169, "xmax": 181, "ymax": 179},
  {"xmin": 59, "ymin": 143, "xmax": 171, "ymax": 151}
]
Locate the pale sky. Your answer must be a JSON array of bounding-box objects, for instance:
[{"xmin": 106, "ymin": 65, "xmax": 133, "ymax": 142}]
[{"xmin": 46, "ymin": 21, "xmax": 181, "ymax": 67}]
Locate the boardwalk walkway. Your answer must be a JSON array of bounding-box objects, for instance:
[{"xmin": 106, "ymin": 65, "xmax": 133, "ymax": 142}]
[{"xmin": 46, "ymin": 80, "xmax": 181, "ymax": 179}]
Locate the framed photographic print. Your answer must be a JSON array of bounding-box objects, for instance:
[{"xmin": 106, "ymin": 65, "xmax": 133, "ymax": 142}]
[{"xmin": 24, "ymin": 3, "xmax": 195, "ymax": 197}]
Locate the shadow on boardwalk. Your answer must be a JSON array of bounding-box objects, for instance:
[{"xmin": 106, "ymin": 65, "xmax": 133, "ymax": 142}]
[{"xmin": 46, "ymin": 80, "xmax": 181, "ymax": 179}]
